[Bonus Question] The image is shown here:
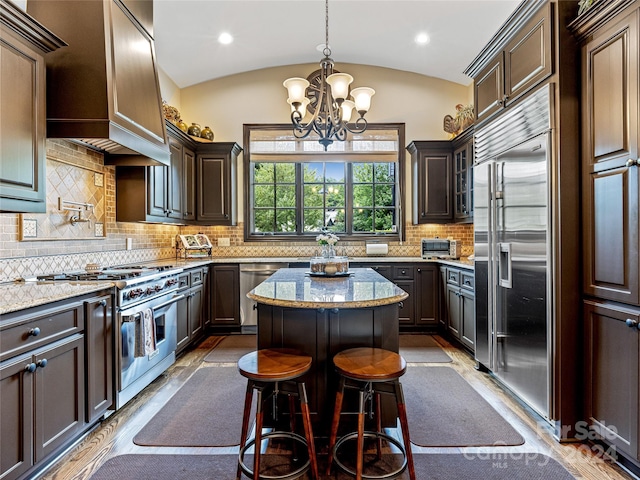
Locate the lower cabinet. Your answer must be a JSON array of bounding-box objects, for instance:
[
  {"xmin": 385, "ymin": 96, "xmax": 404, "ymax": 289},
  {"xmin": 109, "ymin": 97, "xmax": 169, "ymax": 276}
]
[
  {"xmin": 176, "ymin": 267, "xmax": 206, "ymax": 354},
  {"xmin": 441, "ymin": 266, "xmax": 475, "ymax": 351},
  {"xmin": 584, "ymin": 299, "xmax": 639, "ymax": 461},
  {"xmin": 0, "ymin": 289, "xmax": 112, "ymax": 480},
  {"xmin": 210, "ymin": 264, "xmax": 240, "ymax": 326}
]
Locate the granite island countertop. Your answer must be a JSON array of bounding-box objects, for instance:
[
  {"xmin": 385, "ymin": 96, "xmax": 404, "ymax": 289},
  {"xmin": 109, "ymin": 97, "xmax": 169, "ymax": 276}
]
[
  {"xmin": 0, "ymin": 281, "xmax": 114, "ymax": 315},
  {"xmin": 247, "ymin": 267, "xmax": 409, "ymax": 309}
]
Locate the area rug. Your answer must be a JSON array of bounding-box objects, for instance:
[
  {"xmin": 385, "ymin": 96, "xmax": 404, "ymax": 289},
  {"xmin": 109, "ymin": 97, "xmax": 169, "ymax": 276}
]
[
  {"xmin": 402, "ymin": 366, "xmax": 525, "ymax": 447},
  {"xmin": 204, "ymin": 334, "xmax": 256, "ymax": 363},
  {"xmin": 133, "ymin": 367, "xmax": 250, "ymax": 447},
  {"xmin": 399, "ymin": 334, "xmax": 452, "ymax": 363},
  {"xmin": 87, "ymin": 453, "xmax": 575, "ymax": 479}
]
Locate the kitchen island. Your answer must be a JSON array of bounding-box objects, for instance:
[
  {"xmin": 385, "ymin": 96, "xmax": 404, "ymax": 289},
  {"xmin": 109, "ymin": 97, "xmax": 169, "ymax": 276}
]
[{"xmin": 248, "ymin": 267, "xmax": 408, "ymax": 428}]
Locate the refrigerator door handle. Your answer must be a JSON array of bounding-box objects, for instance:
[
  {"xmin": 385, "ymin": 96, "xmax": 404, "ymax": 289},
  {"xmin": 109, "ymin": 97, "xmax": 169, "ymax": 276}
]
[{"xmin": 498, "ymin": 242, "xmax": 512, "ymax": 289}]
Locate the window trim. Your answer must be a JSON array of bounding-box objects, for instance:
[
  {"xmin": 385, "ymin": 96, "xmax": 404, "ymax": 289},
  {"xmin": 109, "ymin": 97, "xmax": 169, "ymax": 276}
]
[{"xmin": 243, "ymin": 123, "xmax": 406, "ymax": 242}]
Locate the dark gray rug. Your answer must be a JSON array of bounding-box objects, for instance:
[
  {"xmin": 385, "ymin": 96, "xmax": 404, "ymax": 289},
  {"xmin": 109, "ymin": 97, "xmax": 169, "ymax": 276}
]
[
  {"xmin": 88, "ymin": 453, "xmax": 575, "ymax": 479},
  {"xmin": 402, "ymin": 366, "xmax": 525, "ymax": 447},
  {"xmin": 133, "ymin": 367, "xmax": 250, "ymax": 447},
  {"xmin": 204, "ymin": 334, "xmax": 256, "ymax": 363},
  {"xmin": 399, "ymin": 334, "xmax": 452, "ymax": 363}
]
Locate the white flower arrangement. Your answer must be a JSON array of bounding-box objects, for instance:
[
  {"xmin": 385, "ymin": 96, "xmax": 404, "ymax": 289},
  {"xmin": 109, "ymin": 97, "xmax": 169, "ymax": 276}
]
[{"xmin": 316, "ymin": 233, "xmax": 339, "ymax": 246}]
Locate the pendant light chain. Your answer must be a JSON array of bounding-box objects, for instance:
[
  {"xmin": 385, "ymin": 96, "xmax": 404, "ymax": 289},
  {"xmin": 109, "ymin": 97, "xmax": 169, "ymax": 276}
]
[{"xmin": 324, "ymin": 0, "xmax": 331, "ymax": 58}]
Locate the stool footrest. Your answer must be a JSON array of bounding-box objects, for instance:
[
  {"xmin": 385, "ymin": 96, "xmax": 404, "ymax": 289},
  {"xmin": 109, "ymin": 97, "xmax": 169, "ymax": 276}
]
[
  {"xmin": 239, "ymin": 431, "xmax": 310, "ymax": 480},
  {"xmin": 332, "ymin": 431, "xmax": 407, "ymax": 480}
]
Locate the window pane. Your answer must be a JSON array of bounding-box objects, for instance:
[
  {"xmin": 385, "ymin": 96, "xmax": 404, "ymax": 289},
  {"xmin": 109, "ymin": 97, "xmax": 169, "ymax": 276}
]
[
  {"xmin": 325, "ymin": 163, "xmax": 345, "ymax": 182},
  {"xmin": 326, "ymin": 184, "xmax": 345, "ymax": 208},
  {"xmin": 304, "ymin": 209, "xmax": 324, "ymax": 232},
  {"xmin": 254, "ymin": 185, "xmax": 274, "ymax": 207},
  {"xmin": 253, "ymin": 163, "xmax": 274, "ymax": 183},
  {"xmin": 352, "ymin": 163, "xmax": 373, "ymax": 182},
  {"xmin": 275, "ymin": 163, "xmax": 296, "ymax": 183},
  {"xmin": 276, "ymin": 185, "xmax": 296, "ymax": 207},
  {"xmin": 304, "ymin": 185, "xmax": 323, "ymax": 207},
  {"xmin": 304, "ymin": 163, "xmax": 323, "ymax": 182},
  {"xmin": 375, "ymin": 185, "xmax": 394, "ymax": 207},
  {"xmin": 374, "ymin": 163, "xmax": 395, "ymax": 182},
  {"xmin": 375, "ymin": 209, "xmax": 395, "ymax": 231},
  {"xmin": 326, "ymin": 209, "xmax": 345, "ymax": 232},
  {"xmin": 276, "ymin": 209, "xmax": 296, "ymax": 232},
  {"xmin": 353, "ymin": 185, "xmax": 373, "ymax": 208},
  {"xmin": 353, "ymin": 208, "xmax": 373, "ymax": 232},
  {"xmin": 254, "ymin": 209, "xmax": 274, "ymax": 232}
]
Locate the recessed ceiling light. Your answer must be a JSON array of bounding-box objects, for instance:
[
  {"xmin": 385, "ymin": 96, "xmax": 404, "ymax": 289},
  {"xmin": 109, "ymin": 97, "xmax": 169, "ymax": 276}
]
[
  {"xmin": 415, "ymin": 32, "xmax": 430, "ymax": 46},
  {"xmin": 218, "ymin": 32, "xmax": 233, "ymax": 45}
]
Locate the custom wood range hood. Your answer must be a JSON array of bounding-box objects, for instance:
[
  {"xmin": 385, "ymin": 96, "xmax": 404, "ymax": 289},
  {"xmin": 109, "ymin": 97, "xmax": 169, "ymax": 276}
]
[{"xmin": 27, "ymin": 0, "xmax": 170, "ymax": 166}]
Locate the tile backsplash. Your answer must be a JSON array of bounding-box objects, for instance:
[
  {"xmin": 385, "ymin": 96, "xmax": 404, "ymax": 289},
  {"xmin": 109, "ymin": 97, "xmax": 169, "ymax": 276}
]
[{"xmin": 0, "ymin": 139, "xmax": 473, "ymax": 283}]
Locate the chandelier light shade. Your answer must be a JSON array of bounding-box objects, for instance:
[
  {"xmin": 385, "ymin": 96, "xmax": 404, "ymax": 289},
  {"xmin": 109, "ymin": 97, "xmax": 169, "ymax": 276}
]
[{"xmin": 283, "ymin": 0, "xmax": 375, "ymax": 150}]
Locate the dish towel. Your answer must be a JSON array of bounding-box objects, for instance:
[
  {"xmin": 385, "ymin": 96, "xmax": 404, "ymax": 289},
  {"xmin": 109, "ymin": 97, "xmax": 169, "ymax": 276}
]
[{"xmin": 135, "ymin": 308, "xmax": 157, "ymax": 357}]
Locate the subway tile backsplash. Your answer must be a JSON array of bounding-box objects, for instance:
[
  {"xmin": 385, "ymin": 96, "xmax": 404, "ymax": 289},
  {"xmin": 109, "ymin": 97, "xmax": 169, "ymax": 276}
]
[{"xmin": 0, "ymin": 139, "xmax": 473, "ymax": 283}]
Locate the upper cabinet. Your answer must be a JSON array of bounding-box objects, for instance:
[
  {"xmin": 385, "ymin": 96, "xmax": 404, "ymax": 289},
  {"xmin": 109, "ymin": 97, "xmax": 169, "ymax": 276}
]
[
  {"xmin": 0, "ymin": 0, "xmax": 66, "ymax": 213},
  {"xmin": 468, "ymin": 1, "xmax": 552, "ymax": 125},
  {"xmin": 27, "ymin": 0, "xmax": 170, "ymax": 166},
  {"xmin": 452, "ymin": 128, "xmax": 474, "ymax": 223}
]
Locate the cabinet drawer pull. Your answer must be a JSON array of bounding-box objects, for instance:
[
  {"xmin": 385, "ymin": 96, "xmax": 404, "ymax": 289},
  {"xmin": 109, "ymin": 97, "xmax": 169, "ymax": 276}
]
[
  {"xmin": 99, "ymin": 299, "xmax": 107, "ymax": 307},
  {"xmin": 29, "ymin": 327, "xmax": 41, "ymax": 337},
  {"xmin": 25, "ymin": 363, "xmax": 36, "ymax": 373},
  {"xmin": 626, "ymin": 318, "xmax": 639, "ymax": 329},
  {"xmin": 464, "ymin": 280, "xmax": 471, "ymax": 285},
  {"xmin": 37, "ymin": 359, "xmax": 48, "ymax": 368}
]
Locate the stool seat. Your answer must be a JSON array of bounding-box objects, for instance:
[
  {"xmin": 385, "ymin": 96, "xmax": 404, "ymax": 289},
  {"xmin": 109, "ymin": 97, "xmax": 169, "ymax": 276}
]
[
  {"xmin": 333, "ymin": 347, "xmax": 406, "ymax": 382},
  {"xmin": 238, "ymin": 348, "xmax": 312, "ymax": 381}
]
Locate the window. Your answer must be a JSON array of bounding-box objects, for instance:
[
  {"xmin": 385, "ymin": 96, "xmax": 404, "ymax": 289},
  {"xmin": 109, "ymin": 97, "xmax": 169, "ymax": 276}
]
[{"xmin": 244, "ymin": 124, "xmax": 405, "ymax": 241}]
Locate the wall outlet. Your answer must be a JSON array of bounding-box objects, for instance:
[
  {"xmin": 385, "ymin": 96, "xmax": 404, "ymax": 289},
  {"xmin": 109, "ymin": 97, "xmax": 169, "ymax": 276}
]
[
  {"xmin": 218, "ymin": 237, "xmax": 230, "ymax": 247},
  {"xmin": 126, "ymin": 238, "xmax": 133, "ymax": 250}
]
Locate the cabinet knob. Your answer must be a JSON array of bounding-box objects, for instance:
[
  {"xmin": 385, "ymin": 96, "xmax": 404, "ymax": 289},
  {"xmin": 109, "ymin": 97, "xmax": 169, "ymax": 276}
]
[
  {"xmin": 626, "ymin": 318, "xmax": 639, "ymax": 329},
  {"xmin": 401, "ymin": 270, "xmax": 406, "ymax": 275},
  {"xmin": 99, "ymin": 299, "xmax": 107, "ymax": 307},
  {"xmin": 398, "ymin": 301, "xmax": 404, "ymax": 309},
  {"xmin": 626, "ymin": 158, "xmax": 640, "ymax": 167},
  {"xmin": 25, "ymin": 363, "xmax": 37, "ymax": 373},
  {"xmin": 224, "ymin": 214, "xmax": 229, "ymax": 219},
  {"xmin": 37, "ymin": 359, "xmax": 48, "ymax": 368},
  {"xmin": 417, "ymin": 268, "xmax": 421, "ymax": 272},
  {"xmin": 29, "ymin": 327, "xmax": 41, "ymax": 337}
]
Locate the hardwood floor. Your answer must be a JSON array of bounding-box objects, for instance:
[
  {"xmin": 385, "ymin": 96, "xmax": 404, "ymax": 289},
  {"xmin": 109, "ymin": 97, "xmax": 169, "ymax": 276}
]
[{"xmin": 35, "ymin": 335, "xmax": 636, "ymax": 480}]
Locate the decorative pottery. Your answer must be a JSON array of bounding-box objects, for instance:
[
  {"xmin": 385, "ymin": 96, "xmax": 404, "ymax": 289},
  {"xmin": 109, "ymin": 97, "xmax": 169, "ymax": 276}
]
[
  {"xmin": 187, "ymin": 123, "xmax": 202, "ymax": 137},
  {"xmin": 176, "ymin": 119, "xmax": 188, "ymax": 133},
  {"xmin": 200, "ymin": 126, "xmax": 214, "ymax": 141},
  {"xmin": 162, "ymin": 101, "xmax": 180, "ymax": 122}
]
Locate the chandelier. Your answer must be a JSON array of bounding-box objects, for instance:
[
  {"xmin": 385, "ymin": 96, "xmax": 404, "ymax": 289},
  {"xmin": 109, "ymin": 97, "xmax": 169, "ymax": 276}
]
[{"xmin": 283, "ymin": 0, "xmax": 375, "ymax": 150}]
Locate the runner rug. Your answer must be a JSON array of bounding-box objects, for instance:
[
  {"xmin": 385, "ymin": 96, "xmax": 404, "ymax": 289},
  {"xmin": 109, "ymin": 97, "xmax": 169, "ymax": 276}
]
[
  {"xmin": 88, "ymin": 453, "xmax": 575, "ymax": 479},
  {"xmin": 203, "ymin": 334, "xmax": 256, "ymax": 363},
  {"xmin": 402, "ymin": 366, "xmax": 525, "ymax": 447},
  {"xmin": 133, "ymin": 366, "xmax": 250, "ymax": 447},
  {"xmin": 398, "ymin": 334, "xmax": 452, "ymax": 363}
]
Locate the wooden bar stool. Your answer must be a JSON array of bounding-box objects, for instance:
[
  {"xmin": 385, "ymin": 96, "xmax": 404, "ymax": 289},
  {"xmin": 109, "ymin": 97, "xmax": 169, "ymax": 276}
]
[
  {"xmin": 326, "ymin": 347, "xmax": 416, "ymax": 480},
  {"xmin": 236, "ymin": 348, "xmax": 318, "ymax": 480}
]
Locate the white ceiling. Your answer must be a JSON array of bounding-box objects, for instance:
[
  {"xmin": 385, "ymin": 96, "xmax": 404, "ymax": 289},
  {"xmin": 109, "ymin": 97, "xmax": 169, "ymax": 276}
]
[{"xmin": 154, "ymin": 0, "xmax": 521, "ymax": 89}]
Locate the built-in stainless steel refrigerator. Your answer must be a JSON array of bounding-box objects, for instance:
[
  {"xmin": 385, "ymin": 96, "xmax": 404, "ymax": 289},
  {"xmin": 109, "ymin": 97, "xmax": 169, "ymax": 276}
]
[{"xmin": 474, "ymin": 86, "xmax": 552, "ymax": 420}]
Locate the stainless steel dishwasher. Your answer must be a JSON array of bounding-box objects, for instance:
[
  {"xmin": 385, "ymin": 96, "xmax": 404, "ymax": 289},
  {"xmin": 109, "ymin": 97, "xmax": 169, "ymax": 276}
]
[{"xmin": 239, "ymin": 263, "xmax": 288, "ymax": 332}]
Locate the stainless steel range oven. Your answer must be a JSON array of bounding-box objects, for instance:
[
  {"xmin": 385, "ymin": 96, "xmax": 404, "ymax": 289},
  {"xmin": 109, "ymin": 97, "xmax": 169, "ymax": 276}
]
[{"xmin": 37, "ymin": 265, "xmax": 184, "ymax": 409}]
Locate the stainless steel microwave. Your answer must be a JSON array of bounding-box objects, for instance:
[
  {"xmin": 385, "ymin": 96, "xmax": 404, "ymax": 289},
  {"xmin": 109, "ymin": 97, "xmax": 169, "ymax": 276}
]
[{"xmin": 421, "ymin": 238, "xmax": 459, "ymax": 259}]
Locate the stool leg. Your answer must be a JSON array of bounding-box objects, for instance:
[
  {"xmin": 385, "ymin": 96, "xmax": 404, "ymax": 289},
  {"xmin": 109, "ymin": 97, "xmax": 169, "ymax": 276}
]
[
  {"xmin": 356, "ymin": 388, "xmax": 366, "ymax": 480},
  {"xmin": 375, "ymin": 392, "xmax": 382, "ymax": 461},
  {"xmin": 237, "ymin": 381, "xmax": 254, "ymax": 480},
  {"xmin": 326, "ymin": 375, "xmax": 345, "ymax": 476},
  {"xmin": 297, "ymin": 382, "xmax": 319, "ymax": 480},
  {"xmin": 394, "ymin": 380, "xmax": 415, "ymax": 480},
  {"xmin": 288, "ymin": 394, "xmax": 299, "ymax": 462},
  {"xmin": 253, "ymin": 387, "xmax": 264, "ymax": 480}
]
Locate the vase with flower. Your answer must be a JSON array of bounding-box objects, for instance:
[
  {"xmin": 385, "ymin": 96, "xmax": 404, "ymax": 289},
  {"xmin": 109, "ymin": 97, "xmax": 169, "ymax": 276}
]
[{"xmin": 316, "ymin": 232, "xmax": 339, "ymax": 258}]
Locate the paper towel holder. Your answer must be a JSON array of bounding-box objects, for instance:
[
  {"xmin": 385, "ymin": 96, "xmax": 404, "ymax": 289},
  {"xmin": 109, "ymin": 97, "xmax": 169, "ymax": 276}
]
[{"xmin": 366, "ymin": 242, "xmax": 389, "ymax": 256}]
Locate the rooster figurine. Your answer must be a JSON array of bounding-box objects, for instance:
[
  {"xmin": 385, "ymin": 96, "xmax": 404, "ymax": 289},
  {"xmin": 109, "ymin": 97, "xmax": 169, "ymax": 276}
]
[{"xmin": 443, "ymin": 104, "xmax": 474, "ymax": 138}]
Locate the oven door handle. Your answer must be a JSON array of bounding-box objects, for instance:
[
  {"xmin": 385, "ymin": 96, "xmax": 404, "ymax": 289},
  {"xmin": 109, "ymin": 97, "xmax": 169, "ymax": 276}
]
[{"xmin": 118, "ymin": 293, "xmax": 185, "ymax": 322}]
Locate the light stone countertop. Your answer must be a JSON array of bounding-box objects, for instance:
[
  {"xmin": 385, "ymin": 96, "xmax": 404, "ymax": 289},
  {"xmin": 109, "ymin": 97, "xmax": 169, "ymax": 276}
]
[
  {"xmin": 247, "ymin": 267, "xmax": 409, "ymax": 309},
  {"xmin": 0, "ymin": 281, "xmax": 114, "ymax": 315}
]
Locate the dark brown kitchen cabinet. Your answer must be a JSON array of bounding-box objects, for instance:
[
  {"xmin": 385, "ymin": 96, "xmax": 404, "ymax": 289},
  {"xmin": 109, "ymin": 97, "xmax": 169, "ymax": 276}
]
[
  {"xmin": 196, "ymin": 143, "xmax": 242, "ymax": 225},
  {"xmin": 176, "ymin": 267, "xmax": 206, "ymax": 354},
  {"xmin": 211, "ymin": 264, "xmax": 240, "ymax": 326},
  {"xmin": 452, "ymin": 128, "xmax": 474, "ymax": 222},
  {"xmin": 27, "ymin": 0, "xmax": 170, "ymax": 165},
  {"xmin": 584, "ymin": 300, "xmax": 639, "ymax": 460},
  {"xmin": 472, "ymin": 2, "xmax": 552, "ymax": 124},
  {"xmin": 85, "ymin": 294, "xmax": 113, "ymax": 424},
  {"xmin": 0, "ymin": 1, "xmax": 65, "ymax": 213},
  {"xmin": 407, "ymin": 141, "xmax": 453, "ymax": 224},
  {"xmin": 441, "ymin": 266, "xmax": 474, "ymax": 352},
  {"xmin": 415, "ymin": 264, "xmax": 439, "ymax": 328}
]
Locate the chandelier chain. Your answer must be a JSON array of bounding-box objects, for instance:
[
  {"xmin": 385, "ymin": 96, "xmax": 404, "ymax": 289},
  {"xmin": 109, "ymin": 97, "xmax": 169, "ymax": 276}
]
[{"xmin": 324, "ymin": 0, "xmax": 331, "ymax": 57}]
